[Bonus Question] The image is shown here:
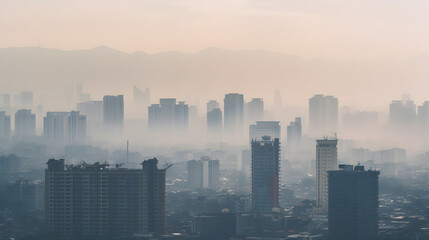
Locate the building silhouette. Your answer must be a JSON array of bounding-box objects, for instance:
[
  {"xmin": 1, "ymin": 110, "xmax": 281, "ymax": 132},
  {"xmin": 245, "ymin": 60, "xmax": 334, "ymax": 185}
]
[
  {"xmin": 249, "ymin": 121, "xmax": 280, "ymax": 143},
  {"xmin": 224, "ymin": 93, "xmax": 244, "ymax": 137},
  {"xmin": 15, "ymin": 109, "xmax": 36, "ymax": 137},
  {"xmin": 77, "ymin": 101, "xmax": 103, "ymax": 135},
  {"xmin": 328, "ymin": 164, "xmax": 380, "ymax": 240},
  {"xmin": 103, "ymin": 95, "xmax": 124, "ymax": 131},
  {"xmin": 45, "ymin": 158, "xmax": 167, "ymax": 239},
  {"xmin": 309, "ymin": 95, "xmax": 338, "ymax": 136},
  {"xmin": 246, "ymin": 98, "xmax": 264, "ymax": 124},
  {"xmin": 287, "ymin": 117, "xmax": 302, "ymax": 152},
  {"xmin": 187, "ymin": 157, "xmax": 220, "ymax": 190},
  {"xmin": 148, "ymin": 98, "xmax": 189, "ymax": 132},
  {"xmin": 0, "ymin": 111, "xmax": 11, "ymax": 141},
  {"xmin": 43, "ymin": 111, "xmax": 86, "ymax": 145},
  {"xmin": 251, "ymin": 136, "xmax": 280, "ymax": 213},
  {"xmin": 315, "ymin": 138, "xmax": 338, "ymax": 213}
]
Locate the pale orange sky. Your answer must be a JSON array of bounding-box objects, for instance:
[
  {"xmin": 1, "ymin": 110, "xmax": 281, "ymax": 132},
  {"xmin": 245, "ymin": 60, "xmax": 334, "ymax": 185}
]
[{"xmin": 1, "ymin": 0, "xmax": 429, "ymax": 60}]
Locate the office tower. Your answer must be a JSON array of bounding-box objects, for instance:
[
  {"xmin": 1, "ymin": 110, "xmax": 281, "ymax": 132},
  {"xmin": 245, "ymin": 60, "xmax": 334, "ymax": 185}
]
[
  {"xmin": 389, "ymin": 95, "xmax": 417, "ymax": 126},
  {"xmin": 45, "ymin": 158, "xmax": 167, "ymax": 239},
  {"xmin": 372, "ymin": 148, "xmax": 406, "ymax": 164},
  {"xmin": 175, "ymin": 101, "xmax": 189, "ymax": 130},
  {"xmin": 15, "ymin": 109, "xmax": 36, "ymax": 137},
  {"xmin": 148, "ymin": 98, "xmax": 189, "ymax": 132},
  {"xmin": 207, "ymin": 108, "xmax": 222, "ymax": 135},
  {"xmin": 0, "ymin": 94, "xmax": 10, "ymax": 107},
  {"xmin": 207, "ymin": 100, "xmax": 220, "ymax": 113},
  {"xmin": 251, "ymin": 136, "xmax": 280, "ymax": 213},
  {"xmin": 224, "ymin": 93, "xmax": 244, "ymax": 136},
  {"xmin": 328, "ymin": 165, "xmax": 380, "ymax": 240},
  {"xmin": 77, "ymin": 101, "xmax": 103, "ymax": 134},
  {"xmin": 287, "ymin": 117, "xmax": 302, "ymax": 152},
  {"xmin": 249, "ymin": 121, "xmax": 280, "ymax": 143},
  {"xmin": 187, "ymin": 157, "xmax": 220, "ymax": 190},
  {"xmin": 103, "ymin": 95, "xmax": 124, "ymax": 130},
  {"xmin": 43, "ymin": 111, "xmax": 86, "ymax": 145},
  {"xmin": 352, "ymin": 148, "xmax": 372, "ymax": 163},
  {"xmin": 418, "ymin": 101, "xmax": 429, "ymax": 128},
  {"xmin": 246, "ymin": 98, "xmax": 264, "ymax": 124},
  {"xmin": 0, "ymin": 111, "xmax": 11, "ymax": 140},
  {"xmin": 315, "ymin": 138, "xmax": 338, "ymax": 213},
  {"xmin": 309, "ymin": 95, "xmax": 338, "ymax": 136}
]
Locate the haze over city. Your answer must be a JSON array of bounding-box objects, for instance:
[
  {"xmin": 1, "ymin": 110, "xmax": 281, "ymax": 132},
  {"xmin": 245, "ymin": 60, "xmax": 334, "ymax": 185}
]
[{"xmin": 1, "ymin": 1, "xmax": 429, "ymax": 240}]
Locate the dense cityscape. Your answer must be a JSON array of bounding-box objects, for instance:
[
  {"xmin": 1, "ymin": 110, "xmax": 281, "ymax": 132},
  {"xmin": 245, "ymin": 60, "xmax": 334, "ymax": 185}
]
[{"xmin": 0, "ymin": 88, "xmax": 428, "ymax": 240}]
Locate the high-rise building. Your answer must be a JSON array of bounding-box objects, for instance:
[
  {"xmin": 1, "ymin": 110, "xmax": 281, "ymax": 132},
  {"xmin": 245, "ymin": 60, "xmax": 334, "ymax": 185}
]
[
  {"xmin": 187, "ymin": 157, "xmax": 220, "ymax": 190},
  {"xmin": 0, "ymin": 94, "xmax": 10, "ymax": 107},
  {"xmin": 77, "ymin": 101, "xmax": 103, "ymax": 135},
  {"xmin": 224, "ymin": 93, "xmax": 244, "ymax": 136},
  {"xmin": 328, "ymin": 165, "xmax": 380, "ymax": 240},
  {"xmin": 43, "ymin": 111, "xmax": 86, "ymax": 145},
  {"xmin": 207, "ymin": 100, "xmax": 220, "ymax": 113},
  {"xmin": 45, "ymin": 158, "xmax": 167, "ymax": 239},
  {"xmin": 251, "ymin": 136, "xmax": 280, "ymax": 213},
  {"xmin": 246, "ymin": 98, "xmax": 264, "ymax": 124},
  {"xmin": 148, "ymin": 98, "xmax": 189, "ymax": 132},
  {"xmin": 309, "ymin": 95, "xmax": 338, "ymax": 136},
  {"xmin": 418, "ymin": 101, "xmax": 429, "ymax": 128},
  {"xmin": 207, "ymin": 108, "xmax": 222, "ymax": 135},
  {"xmin": 103, "ymin": 95, "xmax": 124, "ymax": 130},
  {"xmin": 315, "ymin": 138, "xmax": 338, "ymax": 213},
  {"xmin": 287, "ymin": 117, "xmax": 302, "ymax": 152},
  {"xmin": 249, "ymin": 121, "xmax": 280, "ymax": 143},
  {"xmin": 15, "ymin": 109, "xmax": 36, "ymax": 137},
  {"xmin": 0, "ymin": 111, "xmax": 11, "ymax": 140},
  {"xmin": 20, "ymin": 91, "xmax": 34, "ymax": 108},
  {"xmin": 389, "ymin": 95, "xmax": 416, "ymax": 126}
]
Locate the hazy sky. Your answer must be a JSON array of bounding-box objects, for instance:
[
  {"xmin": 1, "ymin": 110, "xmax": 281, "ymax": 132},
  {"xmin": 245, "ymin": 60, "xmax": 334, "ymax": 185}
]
[{"xmin": 1, "ymin": 0, "xmax": 429, "ymax": 60}]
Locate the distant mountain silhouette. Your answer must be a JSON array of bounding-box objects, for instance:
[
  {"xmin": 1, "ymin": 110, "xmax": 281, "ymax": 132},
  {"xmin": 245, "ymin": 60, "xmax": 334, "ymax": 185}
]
[{"xmin": 0, "ymin": 46, "xmax": 427, "ymax": 108}]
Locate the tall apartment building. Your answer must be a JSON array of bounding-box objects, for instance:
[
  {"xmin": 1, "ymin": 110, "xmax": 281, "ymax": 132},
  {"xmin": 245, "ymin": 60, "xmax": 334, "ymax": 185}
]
[
  {"xmin": 224, "ymin": 93, "xmax": 244, "ymax": 136},
  {"xmin": 287, "ymin": 117, "xmax": 302, "ymax": 152},
  {"xmin": 389, "ymin": 95, "xmax": 416, "ymax": 126},
  {"xmin": 251, "ymin": 136, "xmax": 280, "ymax": 213},
  {"xmin": 0, "ymin": 111, "xmax": 11, "ymax": 141},
  {"xmin": 148, "ymin": 98, "xmax": 188, "ymax": 132},
  {"xmin": 187, "ymin": 157, "xmax": 220, "ymax": 190},
  {"xmin": 315, "ymin": 138, "xmax": 338, "ymax": 214},
  {"xmin": 309, "ymin": 94, "xmax": 338, "ymax": 136},
  {"xmin": 103, "ymin": 95, "xmax": 124, "ymax": 130},
  {"xmin": 246, "ymin": 98, "xmax": 264, "ymax": 124},
  {"xmin": 43, "ymin": 111, "xmax": 86, "ymax": 145},
  {"xmin": 15, "ymin": 109, "xmax": 36, "ymax": 137},
  {"xmin": 328, "ymin": 165, "xmax": 380, "ymax": 240},
  {"xmin": 45, "ymin": 158, "xmax": 167, "ymax": 239},
  {"xmin": 77, "ymin": 101, "xmax": 103, "ymax": 135},
  {"xmin": 249, "ymin": 121, "xmax": 280, "ymax": 143}
]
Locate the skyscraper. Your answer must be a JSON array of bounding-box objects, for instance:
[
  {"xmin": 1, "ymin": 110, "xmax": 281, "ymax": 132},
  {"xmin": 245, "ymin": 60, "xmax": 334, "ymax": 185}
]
[
  {"xmin": 249, "ymin": 121, "xmax": 280, "ymax": 143},
  {"xmin": 15, "ymin": 109, "xmax": 36, "ymax": 137},
  {"xmin": 251, "ymin": 136, "xmax": 280, "ymax": 213},
  {"xmin": 287, "ymin": 117, "xmax": 302, "ymax": 152},
  {"xmin": 0, "ymin": 111, "xmax": 11, "ymax": 141},
  {"xmin": 187, "ymin": 157, "xmax": 220, "ymax": 190},
  {"xmin": 148, "ymin": 98, "xmax": 189, "ymax": 132},
  {"xmin": 207, "ymin": 108, "xmax": 222, "ymax": 135},
  {"xmin": 133, "ymin": 86, "xmax": 150, "ymax": 118},
  {"xmin": 43, "ymin": 111, "xmax": 86, "ymax": 145},
  {"xmin": 309, "ymin": 95, "xmax": 338, "ymax": 136},
  {"xmin": 45, "ymin": 158, "xmax": 167, "ymax": 239},
  {"xmin": 224, "ymin": 93, "xmax": 244, "ymax": 136},
  {"xmin": 246, "ymin": 98, "xmax": 264, "ymax": 124},
  {"xmin": 315, "ymin": 138, "xmax": 338, "ymax": 213},
  {"xmin": 207, "ymin": 100, "xmax": 220, "ymax": 113},
  {"xmin": 103, "ymin": 95, "xmax": 124, "ymax": 130},
  {"xmin": 328, "ymin": 164, "xmax": 380, "ymax": 240},
  {"xmin": 77, "ymin": 101, "xmax": 103, "ymax": 135},
  {"xmin": 389, "ymin": 96, "xmax": 417, "ymax": 126}
]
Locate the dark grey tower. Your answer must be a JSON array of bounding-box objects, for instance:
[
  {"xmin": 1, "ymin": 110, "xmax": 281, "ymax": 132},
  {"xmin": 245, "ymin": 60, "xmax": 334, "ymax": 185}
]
[
  {"xmin": 328, "ymin": 165, "xmax": 380, "ymax": 240},
  {"xmin": 251, "ymin": 136, "xmax": 280, "ymax": 213}
]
